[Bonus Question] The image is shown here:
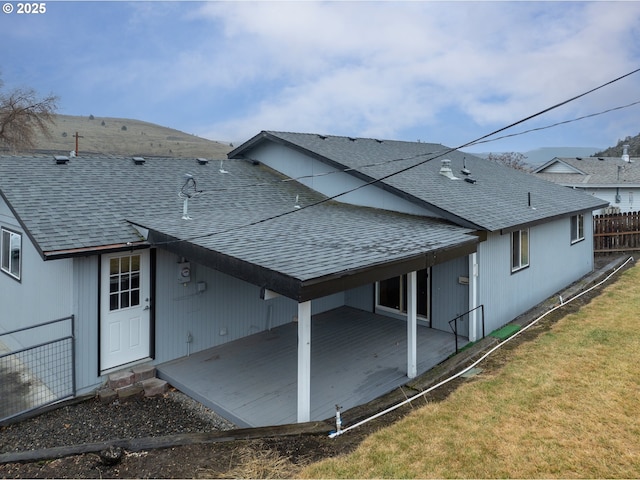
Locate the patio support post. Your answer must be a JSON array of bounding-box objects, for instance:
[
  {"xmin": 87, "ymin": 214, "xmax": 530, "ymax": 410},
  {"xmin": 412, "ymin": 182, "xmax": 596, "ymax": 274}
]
[
  {"xmin": 407, "ymin": 270, "xmax": 417, "ymax": 379},
  {"xmin": 297, "ymin": 300, "xmax": 312, "ymax": 423},
  {"xmin": 468, "ymin": 253, "xmax": 479, "ymax": 341}
]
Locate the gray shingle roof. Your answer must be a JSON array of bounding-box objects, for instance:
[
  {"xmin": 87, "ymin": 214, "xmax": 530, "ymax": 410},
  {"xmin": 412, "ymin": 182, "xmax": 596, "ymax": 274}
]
[
  {"xmin": 230, "ymin": 132, "xmax": 608, "ymax": 231},
  {"xmin": 533, "ymin": 156, "xmax": 640, "ymax": 187},
  {"xmin": 132, "ymin": 202, "xmax": 476, "ymax": 285},
  {"xmin": 0, "ymin": 155, "xmax": 477, "ymax": 299},
  {"xmin": 0, "ymin": 155, "xmax": 336, "ymax": 254}
]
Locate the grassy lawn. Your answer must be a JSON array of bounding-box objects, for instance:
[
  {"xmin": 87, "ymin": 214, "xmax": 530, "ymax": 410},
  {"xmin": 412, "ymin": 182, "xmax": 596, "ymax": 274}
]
[{"xmin": 301, "ymin": 263, "xmax": 640, "ymax": 478}]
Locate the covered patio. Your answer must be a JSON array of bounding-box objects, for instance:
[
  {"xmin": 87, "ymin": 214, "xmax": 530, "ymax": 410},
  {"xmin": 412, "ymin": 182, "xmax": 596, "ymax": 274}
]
[{"xmin": 157, "ymin": 306, "xmax": 467, "ymax": 427}]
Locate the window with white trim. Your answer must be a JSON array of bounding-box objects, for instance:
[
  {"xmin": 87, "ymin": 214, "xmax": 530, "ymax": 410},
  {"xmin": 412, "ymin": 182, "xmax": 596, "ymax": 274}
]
[
  {"xmin": 570, "ymin": 214, "xmax": 584, "ymax": 244},
  {"xmin": 1, "ymin": 227, "xmax": 21, "ymax": 280},
  {"xmin": 511, "ymin": 229, "xmax": 529, "ymax": 272}
]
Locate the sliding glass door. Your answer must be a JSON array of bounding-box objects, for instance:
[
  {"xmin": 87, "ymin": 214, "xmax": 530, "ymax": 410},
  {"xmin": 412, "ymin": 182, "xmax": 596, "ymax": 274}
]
[{"xmin": 376, "ymin": 269, "xmax": 429, "ymax": 320}]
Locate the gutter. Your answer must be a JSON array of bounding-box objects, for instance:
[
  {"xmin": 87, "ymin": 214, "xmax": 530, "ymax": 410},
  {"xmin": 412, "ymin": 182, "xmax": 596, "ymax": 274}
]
[{"xmin": 43, "ymin": 241, "xmax": 149, "ymax": 260}]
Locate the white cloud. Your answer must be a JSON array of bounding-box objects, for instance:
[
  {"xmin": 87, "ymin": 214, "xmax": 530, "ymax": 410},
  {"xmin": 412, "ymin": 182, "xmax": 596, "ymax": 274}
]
[
  {"xmin": 4, "ymin": 1, "xmax": 638, "ymax": 149},
  {"xmin": 189, "ymin": 1, "xmax": 640, "ymax": 146}
]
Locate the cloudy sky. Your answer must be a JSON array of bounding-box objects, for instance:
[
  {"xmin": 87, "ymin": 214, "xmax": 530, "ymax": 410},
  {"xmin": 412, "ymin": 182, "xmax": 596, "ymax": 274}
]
[{"xmin": 1, "ymin": 1, "xmax": 639, "ymax": 153}]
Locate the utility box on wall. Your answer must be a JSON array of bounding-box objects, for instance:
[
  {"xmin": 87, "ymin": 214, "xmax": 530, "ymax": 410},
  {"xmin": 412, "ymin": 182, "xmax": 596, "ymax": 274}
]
[{"xmin": 178, "ymin": 262, "xmax": 191, "ymax": 283}]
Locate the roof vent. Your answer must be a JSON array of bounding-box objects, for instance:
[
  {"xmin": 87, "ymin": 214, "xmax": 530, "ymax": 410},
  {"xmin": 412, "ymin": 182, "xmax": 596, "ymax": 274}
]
[
  {"xmin": 464, "ymin": 177, "xmax": 477, "ymax": 184},
  {"xmin": 348, "ymin": 137, "xmax": 357, "ymax": 142},
  {"xmin": 439, "ymin": 159, "xmax": 459, "ymax": 180},
  {"xmin": 460, "ymin": 157, "xmax": 471, "ymax": 175},
  {"xmin": 576, "ymin": 157, "xmax": 582, "ymax": 160},
  {"xmin": 54, "ymin": 155, "xmax": 69, "ymax": 165},
  {"xmin": 132, "ymin": 157, "xmax": 145, "ymax": 165},
  {"xmin": 196, "ymin": 158, "xmax": 209, "ymax": 165},
  {"xmin": 598, "ymin": 157, "xmax": 605, "ymax": 161},
  {"xmin": 317, "ymin": 135, "xmax": 327, "ymax": 140},
  {"xmin": 622, "ymin": 144, "xmax": 630, "ymax": 163}
]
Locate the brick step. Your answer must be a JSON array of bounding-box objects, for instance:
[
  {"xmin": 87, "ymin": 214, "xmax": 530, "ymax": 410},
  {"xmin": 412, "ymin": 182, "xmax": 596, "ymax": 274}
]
[{"xmin": 100, "ymin": 364, "xmax": 168, "ymax": 403}]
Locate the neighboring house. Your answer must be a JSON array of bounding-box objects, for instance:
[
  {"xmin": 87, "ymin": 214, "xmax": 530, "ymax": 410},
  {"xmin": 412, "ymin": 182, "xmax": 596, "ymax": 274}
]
[
  {"xmin": 533, "ymin": 145, "xmax": 639, "ymax": 214},
  {"xmin": 0, "ymin": 132, "xmax": 606, "ymax": 426}
]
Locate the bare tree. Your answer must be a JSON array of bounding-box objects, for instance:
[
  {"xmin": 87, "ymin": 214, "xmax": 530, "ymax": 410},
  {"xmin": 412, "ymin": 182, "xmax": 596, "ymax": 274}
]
[
  {"xmin": 487, "ymin": 152, "xmax": 530, "ymax": 172},
  {"xmin": 0, "ymin": 77, "xmax": 59, "ymax": 152}
]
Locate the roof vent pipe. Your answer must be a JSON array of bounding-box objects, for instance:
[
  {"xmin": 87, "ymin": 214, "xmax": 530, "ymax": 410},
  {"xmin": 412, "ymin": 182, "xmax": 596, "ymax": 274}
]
[
  {"xmin": 622, "ymin": 144, "xmax": 630, "ymax": 163},
  {"xmin": 439, "ymin": 159, "xmax": 459, "ymax": 180}
]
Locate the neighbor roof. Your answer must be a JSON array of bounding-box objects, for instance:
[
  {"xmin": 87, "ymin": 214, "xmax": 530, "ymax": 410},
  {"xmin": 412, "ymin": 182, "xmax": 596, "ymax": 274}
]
[
  {"xmin": 229, "ymin": 131, "xmax": 608, "ymax": 231},
  {"xmin": 533, "ymin": 156, "xmax": 640, "ymax": 187},
  {"xmin": 0, "ymin": 154, "xmax": 477, "ymax": 301}
]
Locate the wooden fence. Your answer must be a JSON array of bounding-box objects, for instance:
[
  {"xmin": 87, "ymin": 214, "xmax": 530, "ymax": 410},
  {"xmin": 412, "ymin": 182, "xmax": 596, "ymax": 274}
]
[{"xmin": 593, "ymin": 212, "xmax": 640, "ymax": 253}]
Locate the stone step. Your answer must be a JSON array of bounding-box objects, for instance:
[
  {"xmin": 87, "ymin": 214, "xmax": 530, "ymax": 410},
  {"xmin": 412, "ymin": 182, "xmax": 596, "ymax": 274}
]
[
  {"xmin": 140, "ymin": 377, "xmax": 168, "ymax": 397},
  {"xmin": 107, "ymin": 370, "xmax": 134, "ymax": 389},
  {"xmin": 116, "ymin": 383, "xmax": 144, "ymax": 401},
  {"xmin": 132, "ymin": 364, "xmax": 156, "ymax": 383},
  {"xmin": 101, "ymin": 365, "xmax": 168, "ymax": 403}
]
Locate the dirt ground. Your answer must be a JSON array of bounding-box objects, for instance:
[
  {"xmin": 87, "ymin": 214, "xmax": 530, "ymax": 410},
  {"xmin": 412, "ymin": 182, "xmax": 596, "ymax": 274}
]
[{"xmin": 0, "ymin": 255, "xmax": 632, "ymax": 479}]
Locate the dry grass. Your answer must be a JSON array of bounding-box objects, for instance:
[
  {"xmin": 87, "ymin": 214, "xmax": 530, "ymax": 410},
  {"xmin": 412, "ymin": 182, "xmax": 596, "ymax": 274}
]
[
  {"xmin": 21, "ymin": 114, "xmax": 232, "ymax": 159},
  {"xmin": 301, "ymin": 264, "xmax": 640, "ymax": 478},
  {"xmin": 216, "ymin": 442, "xmax": 299, "ymax": 479}
]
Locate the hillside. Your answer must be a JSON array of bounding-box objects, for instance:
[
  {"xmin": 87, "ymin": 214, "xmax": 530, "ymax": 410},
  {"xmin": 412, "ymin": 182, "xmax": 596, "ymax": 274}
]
[
  {"xmin": 17, "ymin": 114, "xmax": 233, "ymax": 159},
  {"xmin": 594, "ymin": 132, "xmax": 640, "ymax": 157}
]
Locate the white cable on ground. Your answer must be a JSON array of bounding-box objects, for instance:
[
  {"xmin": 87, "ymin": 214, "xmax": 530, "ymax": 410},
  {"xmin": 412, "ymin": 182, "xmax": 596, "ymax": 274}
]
[{"xmin": 329, "ymin": 256, "xmax": 635, "ymax": 438}]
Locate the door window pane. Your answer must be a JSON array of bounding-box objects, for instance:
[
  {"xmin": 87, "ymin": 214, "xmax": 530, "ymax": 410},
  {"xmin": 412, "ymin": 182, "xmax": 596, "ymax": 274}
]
[{"xmin": 108, "ymin": 254, "xmax": 142, "ymax": 311}]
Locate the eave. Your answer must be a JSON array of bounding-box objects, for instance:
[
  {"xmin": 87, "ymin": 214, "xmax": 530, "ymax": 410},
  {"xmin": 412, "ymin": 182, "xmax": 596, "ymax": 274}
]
[{"xmin": 147, "ymin": 229, "xmax": 479, "ymax": 303}]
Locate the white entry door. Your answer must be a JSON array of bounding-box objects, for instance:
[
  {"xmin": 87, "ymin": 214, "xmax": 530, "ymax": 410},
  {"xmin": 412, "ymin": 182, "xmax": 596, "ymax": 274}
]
[{"xmin": 100, "ymin": 250, "xmax": 151, "ymax": 371}]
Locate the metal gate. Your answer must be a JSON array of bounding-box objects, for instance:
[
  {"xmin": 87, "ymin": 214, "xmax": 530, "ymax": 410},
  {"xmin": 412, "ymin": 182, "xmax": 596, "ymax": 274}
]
[{"xmin": 0, "ymin": 315, "xmax": 75, "ymax": 423}]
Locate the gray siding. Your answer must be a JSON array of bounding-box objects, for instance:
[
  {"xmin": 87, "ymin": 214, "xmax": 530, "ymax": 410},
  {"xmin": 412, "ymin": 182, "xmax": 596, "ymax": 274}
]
[
  {"xmin": 72, "ymin": 256, "xmax": 101, "ymax": 394},
  {"xmin": 478, "ymin": 215, "xmax": 594, "ymax": 333},
  {"xmin": 0, "ymin": 198, "xmax": 73, "ymax": 349},
  {"xmin": 431, "ymin": 256, "xmax": 469, "ymax": 336},
  {"xmin": 577, "ymin": 186, "xmax": 636, "ymax": 214},
  {"xmin": 152, "ymin": 249, "xmax": 357, "ymax": 364},
  {"xmin": 345, "ymin": 284, "xmax": 374, "ymax": 311},
  {"xmin": 251, "ymin": 142, "xmax": 442, "ymax": 217}
]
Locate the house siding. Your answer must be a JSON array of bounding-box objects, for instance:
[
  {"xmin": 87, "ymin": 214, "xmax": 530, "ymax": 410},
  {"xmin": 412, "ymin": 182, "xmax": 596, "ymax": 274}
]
[
  {"xmin": 574, "ymin": 186, "xmax": 637, "ymax": 214},
  {"xmin": 0, "ymin": 198, "xmax": 73, "ymax": 351},
  {"xmin": 152, "ymin": 249, "xmax": 364, "ymax": 364},
  {"xmin": 72, "ymin": 255, "xmax": 101, "ymax": 394},
  {"xmin": 249, "ymin": 142, "xmax": 442, "ymax": 217},
  {"xmin": 431, "ymin": 256, "xmax": 469, "ymax": 336},
  {"xmin": 345, "ymin": 284, "xmax": 374, "ymax": 311},
  {"xmin": 477, "ymin": 215, "xmax": 594, "ymax": 333}
]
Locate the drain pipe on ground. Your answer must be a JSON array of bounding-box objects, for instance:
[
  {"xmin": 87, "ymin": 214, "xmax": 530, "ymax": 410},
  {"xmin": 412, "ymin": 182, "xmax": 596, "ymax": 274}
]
[{"xmin": 329, "ymin": 256, "xmax": 635, "ymax": 439}]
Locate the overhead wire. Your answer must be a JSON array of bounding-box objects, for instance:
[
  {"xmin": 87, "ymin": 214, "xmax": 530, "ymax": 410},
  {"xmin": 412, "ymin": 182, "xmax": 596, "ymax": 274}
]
[
  {"xmin": 154, "ymin": 67, "xmax": 640, "ymax": 246},
  {"xmin": 468, "ymin": 99, "xmax": 640, "ymax": 147},
  {"xmin": 188, "ymin": 97, "xmax": 640, "ymax": 196}
]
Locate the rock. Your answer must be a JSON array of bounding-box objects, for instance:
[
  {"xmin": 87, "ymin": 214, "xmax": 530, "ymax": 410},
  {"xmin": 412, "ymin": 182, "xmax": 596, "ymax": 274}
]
[{"xmin": 99, "ymin": 445, "xmax": 124, "ymax": 466}]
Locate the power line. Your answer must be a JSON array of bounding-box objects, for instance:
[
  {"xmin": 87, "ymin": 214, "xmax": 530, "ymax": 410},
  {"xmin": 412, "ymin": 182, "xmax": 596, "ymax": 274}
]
[
  {"xmin": 154, "ymin": 67, "xmax": 640, "ymax": 246},
  {"xmin": 468, "ymin": 99, "xmax": 640, "ymax": 147},
  {"xmin": 200, "ymin": 98, "xmax": 640, "ymax": 194}
]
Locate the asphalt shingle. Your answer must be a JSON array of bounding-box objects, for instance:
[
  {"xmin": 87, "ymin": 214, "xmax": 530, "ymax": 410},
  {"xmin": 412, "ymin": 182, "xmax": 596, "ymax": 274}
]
[
  {"xmin": 231, "ymin": 132, "xmax": 608, "ymax": 231},
  {"xmin": 534, "ymin": 156, "xmax": 640, "ymax": 186},
  {"xmin": 0, "ymin": 154, "xmax": 477, "ymax": 287}
]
